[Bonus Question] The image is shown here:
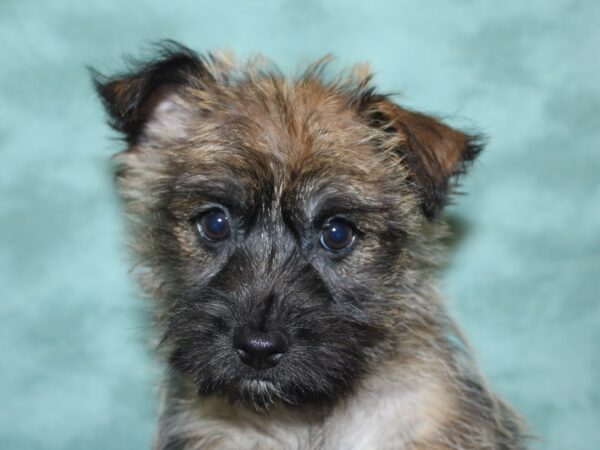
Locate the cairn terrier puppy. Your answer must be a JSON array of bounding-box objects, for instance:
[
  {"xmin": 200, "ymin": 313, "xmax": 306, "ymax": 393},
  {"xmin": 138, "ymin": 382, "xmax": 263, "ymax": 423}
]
[{"xmin": 94, "ymin": 41, "xmax": 527, "ymax": 449}]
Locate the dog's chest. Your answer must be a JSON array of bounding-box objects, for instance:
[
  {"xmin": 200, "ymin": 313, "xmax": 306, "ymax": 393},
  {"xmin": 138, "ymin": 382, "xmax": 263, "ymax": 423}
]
[{"xmin": 180, "ymin": 376, "xmax": 450, "ymax": 450}]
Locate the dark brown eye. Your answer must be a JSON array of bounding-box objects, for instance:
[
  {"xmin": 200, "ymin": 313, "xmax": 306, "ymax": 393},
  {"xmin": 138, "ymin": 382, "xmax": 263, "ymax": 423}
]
[
  {"xmin": 320, "ymin": 220, "xmax": 355, "ymax": 252},
  {"xmin": 197, "ymin": 209, "xmax": 230, "ymax": 241}
]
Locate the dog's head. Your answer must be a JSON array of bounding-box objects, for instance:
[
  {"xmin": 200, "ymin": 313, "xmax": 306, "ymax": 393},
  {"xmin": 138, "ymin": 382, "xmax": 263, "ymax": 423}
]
[{"xmin": 94, "ymin": 42, "xmax": 482, "ymax": 408}]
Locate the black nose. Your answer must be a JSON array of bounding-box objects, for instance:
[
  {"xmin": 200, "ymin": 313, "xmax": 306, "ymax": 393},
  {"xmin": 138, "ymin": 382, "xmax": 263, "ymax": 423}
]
[{"xmin": 233, "ymin": 330, "xmax": 288, "ymax": 370}]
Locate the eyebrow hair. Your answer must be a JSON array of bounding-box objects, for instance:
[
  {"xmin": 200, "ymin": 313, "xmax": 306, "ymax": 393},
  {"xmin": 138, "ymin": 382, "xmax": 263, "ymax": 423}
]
[
  {"xmin": 173, "ymin": 175, "xmax": 254, "ymax": 216},
  {"xmin": 309, "ymin": 191, "xmax": 389, "ymax": 225}
]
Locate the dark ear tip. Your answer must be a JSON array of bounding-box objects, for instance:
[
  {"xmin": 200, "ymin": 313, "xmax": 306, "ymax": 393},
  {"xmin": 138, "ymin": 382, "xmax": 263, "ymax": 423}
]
[
  {"xmin": 87, "ymin": 64, "xmax": 117, "ymax": 105},
  {"xmin": 89, "ymin": 66, "xmax": 128, "ymax": 134},
  {"xmin": 464, "ymin": 133, "xmax": 487, "ymax": 162},
  {"xmin": 422, "ymin": 132, "xmax": 486, "ymax": 221},
  {"xmin": 452, "ymin": 132, "xmax": 486, "ymax": 180}
]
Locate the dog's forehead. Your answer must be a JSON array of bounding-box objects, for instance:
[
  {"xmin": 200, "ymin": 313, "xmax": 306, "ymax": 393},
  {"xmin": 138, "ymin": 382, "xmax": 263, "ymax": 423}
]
[{"xmin": 176, "ymin": 79, "xmax": 390, "ymax": 204}]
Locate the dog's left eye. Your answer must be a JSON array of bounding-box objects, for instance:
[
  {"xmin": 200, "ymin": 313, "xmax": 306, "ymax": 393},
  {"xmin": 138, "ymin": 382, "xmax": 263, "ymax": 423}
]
[
  {"xmin": 320, "ymin": 220, "xmax": 356, "ymax": 252},
  {"xmin": 196, "ymin": 209, "xmax": 230, "ymax": 241}
]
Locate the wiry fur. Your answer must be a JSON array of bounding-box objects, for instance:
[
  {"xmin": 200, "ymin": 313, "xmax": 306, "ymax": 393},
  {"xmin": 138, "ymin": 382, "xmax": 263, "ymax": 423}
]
[{"xmin": 94, "ymin": 41, "xmax": 528, "ymax": 449}]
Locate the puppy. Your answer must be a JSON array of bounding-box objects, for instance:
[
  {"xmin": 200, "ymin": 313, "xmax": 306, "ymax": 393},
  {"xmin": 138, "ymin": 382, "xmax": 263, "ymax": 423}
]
[{"xmin": 94, "ymin": 41, "xmax": 528, "ymax": 449}]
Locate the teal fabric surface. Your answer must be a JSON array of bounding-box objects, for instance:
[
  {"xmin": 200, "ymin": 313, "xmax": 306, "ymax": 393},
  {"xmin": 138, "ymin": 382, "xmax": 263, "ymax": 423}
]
[{"xmin": 1, "ymin": 1, "xmax": 598, "ymax": 449}]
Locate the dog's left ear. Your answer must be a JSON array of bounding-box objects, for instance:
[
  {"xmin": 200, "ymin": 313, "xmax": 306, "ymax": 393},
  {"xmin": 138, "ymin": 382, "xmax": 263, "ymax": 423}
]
[
  {"xmin": 360, "ymin": 95, "xmax": 484, "ymax": 220},
  {"xmin": 91, "ymin": 41, "xmax": 210, "ymax": 144}
]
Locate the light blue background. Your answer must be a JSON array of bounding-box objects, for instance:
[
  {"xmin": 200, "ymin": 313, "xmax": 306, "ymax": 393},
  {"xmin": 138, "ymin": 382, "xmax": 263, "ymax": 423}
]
[{"xmin": 1, "ymin": 1, "xmax": 598, "ymax": 449}]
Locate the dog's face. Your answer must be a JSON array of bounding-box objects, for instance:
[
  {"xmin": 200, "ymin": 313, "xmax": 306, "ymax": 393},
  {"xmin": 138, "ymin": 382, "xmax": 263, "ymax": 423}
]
[{"xmin": 95, "ymin": 43, "xmax": 481, "ymax": 408}]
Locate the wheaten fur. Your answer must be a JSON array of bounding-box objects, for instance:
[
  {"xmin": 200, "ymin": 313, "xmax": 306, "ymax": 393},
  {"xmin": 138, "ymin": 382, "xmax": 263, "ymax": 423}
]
[{"xmin": 94, "ymin": 41, "xmax": 528, "ymax": 450}]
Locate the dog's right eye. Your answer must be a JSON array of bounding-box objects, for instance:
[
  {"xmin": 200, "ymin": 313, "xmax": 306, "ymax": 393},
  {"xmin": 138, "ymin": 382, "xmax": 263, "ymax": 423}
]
[{"xmin": 196, "ymin": 209, "xmax": 231, "ymax": 241}]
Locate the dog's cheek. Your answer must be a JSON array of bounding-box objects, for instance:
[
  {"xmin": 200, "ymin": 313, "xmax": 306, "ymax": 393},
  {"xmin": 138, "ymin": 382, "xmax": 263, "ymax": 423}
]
[
  {"xmin": 319, "ymin": 261, "xmax": 400, "ymax": 357},
  {"xmin": 278, "ymin": 338, "xmax": 360, "ymax": 401},
  {"xmin": 166, "ymin": 300, "xmax": 238, "ymax": 389},
  {"xmin": 157, "ymin": 217, "xmax": 229, "ymax": 294}
]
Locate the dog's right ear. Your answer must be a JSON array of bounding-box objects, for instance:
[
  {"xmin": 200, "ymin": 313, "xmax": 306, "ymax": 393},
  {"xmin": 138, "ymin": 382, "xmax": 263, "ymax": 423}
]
[{"xmin": 91, "ymin": 41, "xmax": 211, "ymax": 143}]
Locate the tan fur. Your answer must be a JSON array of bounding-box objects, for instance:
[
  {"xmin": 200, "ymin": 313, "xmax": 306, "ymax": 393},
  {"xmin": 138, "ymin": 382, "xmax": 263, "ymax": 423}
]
[{"xmin": 95, "ymin": 46, "xmax": 528, "ymax": 450}]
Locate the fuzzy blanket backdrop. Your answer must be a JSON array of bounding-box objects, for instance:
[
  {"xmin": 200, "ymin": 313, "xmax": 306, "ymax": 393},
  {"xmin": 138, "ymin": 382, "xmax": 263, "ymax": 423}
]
[{"xmin": 1, "ymin": 1, "xmax": 598, "ymax": 449}]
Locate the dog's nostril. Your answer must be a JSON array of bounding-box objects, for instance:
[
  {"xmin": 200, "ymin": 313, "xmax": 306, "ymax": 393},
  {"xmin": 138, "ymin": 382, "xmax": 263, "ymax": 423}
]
[{"xmin": 233, "ymin": 331, "xmax": 287, "ymax": 370}]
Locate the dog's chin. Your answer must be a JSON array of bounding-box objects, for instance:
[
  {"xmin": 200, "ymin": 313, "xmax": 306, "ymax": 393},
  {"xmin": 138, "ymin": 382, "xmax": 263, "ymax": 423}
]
[
  {"xmin": 195, "ymin": 373, "xmax": 352, "ymax": 412},
  {"xmin": 236, "ymin": 378, "xmax": 287, "ymax": 410}
]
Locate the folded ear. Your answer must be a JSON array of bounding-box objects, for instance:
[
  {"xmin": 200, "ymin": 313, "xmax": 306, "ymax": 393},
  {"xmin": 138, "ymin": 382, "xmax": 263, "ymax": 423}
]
[
  {"xmin": 91, "ymin": 41, "xmax": 210, "ymax": 143},
  {"xmin": 361, "ymin": 95, "xmax": 484, "ymax": 219}
]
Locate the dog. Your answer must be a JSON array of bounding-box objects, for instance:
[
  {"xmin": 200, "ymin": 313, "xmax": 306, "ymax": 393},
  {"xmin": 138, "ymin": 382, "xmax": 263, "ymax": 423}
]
[{"xmin": 94, "ymin": 41, "xmax": 528, "ymax": 449}]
